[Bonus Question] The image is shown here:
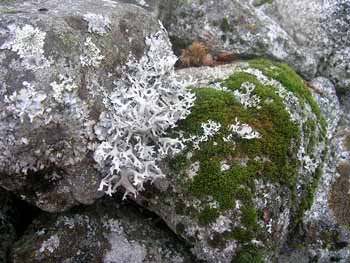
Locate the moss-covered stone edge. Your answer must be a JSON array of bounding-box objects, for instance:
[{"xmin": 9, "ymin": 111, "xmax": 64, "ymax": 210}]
[{"xmin": 167, "ymin": 59, "xmax": 327, "ymax": 261}]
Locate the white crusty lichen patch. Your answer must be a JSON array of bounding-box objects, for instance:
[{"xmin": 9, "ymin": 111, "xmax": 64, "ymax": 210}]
[
  {"xmin": 5, "ymin": 81, "xmax": 47, "ymax": 123},
  {"xmin": 187, "ymin": 161, "xmax": 200, "ymax": 179},
  {"xmin": 224, "ymin": 118, "xmax": 261, "ymax": 141},
  {"xmin": 1, "ymin": 24, "xmax": 50, "ymax": 69},
  {"xmin": 1, "ymin": 70, "xmax": 93, "ymax": 174},
  {"xmin": 95, "ymin": 23, "xmax": 196, "ymax": 198},
  {"xmin": 235, "ymin": 65, "xmax": 325, "ymax": 187},
  {"xmin": 102, "ymin": 217, "xmax": 147, "ymax": 263},
  {"xmin": 50, "ymin": 75, "xmax": 78, "ymax": 103},
  {"xmin": 83, "ymin": 13, "xmax": 111, "ymax": 34},
  {"xmin": 233, "ymin": 82, "xmax": 262, "ymax": 109},
  {"xmin": 38, "ymin": 234, "xmax": 60, "ymax": 255},
  {"xmin": 236, "ymin": 67, "xmax": 300, "ymax": 122},
  {"xmin": 190, "ymin": 120, "xmax": 222, "ymax": 150},
  {"xmin": 211, "ymin": 215, "xmax": 233, "ymax": 234},
  {"xmin": 135, "ymin": 0, "xmax": 149, "ymax": 7},
  {"xmin": 80, "ymin": 37, "xmax": 104, "ymax": 67}
]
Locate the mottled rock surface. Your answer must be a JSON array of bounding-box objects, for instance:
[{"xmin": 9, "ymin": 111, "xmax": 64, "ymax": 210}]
[
  {"xmin": 137, "ymin": 60, "xmax": 328, "ymax": 262},
  {"xmin": 275, "ymin": 74, "xmax": 350, "ymax": 263},
  {"xmin": 160, "ymin": 0, "xmax": 350, "ymax": 92},
  {"xmin": 10, "ymin": 198, "xmax": 193, "ymax": 263},
  {"xmin": 0, "ymin": 0, "xmax": 161, "ymax": 212}
]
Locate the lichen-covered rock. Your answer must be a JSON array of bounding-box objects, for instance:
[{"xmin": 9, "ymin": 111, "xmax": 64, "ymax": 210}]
[
  {"xmin": 160, "ymin": 0, "xmax": 350, "ymax": 91},
  {"xmin": 136, "ymin": 60, "xmax": 328, "ymax": 262},
  {"xmin": 263, "ymin": 0, "xmax": 350, "ymax": 93},
  {"xmin": 10, "ymin": 198, "xmax": 193, "ymax": 263},
  {"xmin": 163, "ymin": 0, "xmax": 305, "ymax": 71},
  {"xmin": 0, "ymin": 0, "xmax": 167, "ymax": 211},
  {"xmin": 278, "ymin": 79, "xmax": 350, "ymax": 262}
]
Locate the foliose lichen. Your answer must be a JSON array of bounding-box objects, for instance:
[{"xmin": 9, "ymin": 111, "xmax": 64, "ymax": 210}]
[{"xmin": 0, "ymin": 24, "xmax": 50, "ymax": 69}]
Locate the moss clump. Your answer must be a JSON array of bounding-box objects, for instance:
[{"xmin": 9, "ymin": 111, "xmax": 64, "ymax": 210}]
[
  {"xmin": 198, "ymin": 207, "xmax": 219, "ymax": 225},
  {"xmin": 169, "ymin": 59, "xmax": 325, "ymax": 257},
  {"xmin": 303, "ymin": 119, "xmax": 317, "ymax": 155},
  {"xmin": 248, "ymin": 59, "xmax": 327, "ymax": 137},
  {"xmin": 174, "ymin": 70, "xmax": 300, "ymax": 242},
  {"xmin": 234, "ymin": 245, "xmax": 264, "ymax": 263},
  {"xmin": 220, "ymin": 17, "xmax": 231, "ymax": 33},
  {"xmin": 296, "ymin": 166, "xmax": 323, "ymax": 224}
]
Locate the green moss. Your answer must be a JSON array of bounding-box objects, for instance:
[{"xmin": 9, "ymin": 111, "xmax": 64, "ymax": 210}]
[
  {"xmin": 175, "ymin": 78, "xmax": 300, "ymax": 241},
  {"xmin": 170, "ymin": 59, "xmax": 325, "ymax": 248},
  {"xmin": 303, "ymin": 119, "xmax": 317, "ymax": 155},
  {"xmin": 168, "ymin": 153, "xmax": 189, "ymax": 175},
  {"xmin": 295, "ymin": 166, "xmax": 323, "ymax": 224},
  {"xmin": 221, "ymin": 17, "xmax": 231, "ymax": 33},
  {"xmin": 234, "ymin": 245, "xmax": 264, "ymax": 263},
  {"xmin": 198, "ymin": 207, "xmax": 219, "ymax": 225},
  {"xmin": 0, "ymin": 7, "xmax": 23, "ymax": 14},
  {"xmin": 253, "ymin": 0, "xmax": 273, "ymax": 7},
  {"xmin": 248, "ymin": 59, "xmax": 327, "ymax": 137}
]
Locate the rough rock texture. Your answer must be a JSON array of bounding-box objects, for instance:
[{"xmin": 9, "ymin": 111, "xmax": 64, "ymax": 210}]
[
  {"xmin": 137, "ymin": 60, "xmax": 328, "ymax": 262},
  {"xmin": 264, "ymin": 0, "xmax": 350, "ymax": 93},
  {"xmin": 10, "ymin": 198, "xmax": 192, "ymax": 263},
  {"xmin": 278, "ymin": 78, "xmax": 350, "ymax": 262},
  {"xmin": 160, "ymin": 0, "xmax": 350, "ymax": 91},
  {"xmin": 0, "ymin": 0, "xmax": 162, "ymax": 212},
  {"xmin": 0, "ymin": 188, "xmax": 40, "ymax": 263},
  {"xmin": 0, "ymin": 189, "xmax": 18, "ymax": 263}
]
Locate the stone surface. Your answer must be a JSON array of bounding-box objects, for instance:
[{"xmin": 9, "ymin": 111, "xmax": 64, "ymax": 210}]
[
  {"xmin": 10, "ymin": 198, "xmax": 192, "ymax": 263},
  {"xmin": 137, "ymin": 60, "xmax": 328, "ymax": 262},
  {"xmin": 160, "ymin": 0, "xmax": 350, "ymax": 92},
  {"xmin": 0, "ymin": 189, "xmax": 18, "ymax": 263},
  {"xmin": 0, "ymin": 0, "xmax": 162, "ymax": 212},
  {"xmin": 278, "ymin": 76, "xmax": 350, "ymax": 262}
]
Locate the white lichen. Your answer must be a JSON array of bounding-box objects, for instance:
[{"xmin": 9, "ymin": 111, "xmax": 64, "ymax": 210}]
[
  {"xmin": 1, "ymin": 24, "xmax": 50, "ymax": 69},
  {"xmin": 238, "ymin": 67, "xmax": 300, "ymax": 122},
  {"xmin": 50, "ymin": 75, "xmax": 78, "ymax": 103},
  {"xmin": 191, "ymin": 120, "xmax": 222, "ymax": 150},
  {"xmin": 103, "ymin": 217, "xmax": 123, "ymax": 234},
  {"xmin": 83, "ymin": 13, "xmax": 111, "ymax": 34},
  {"xmin": 187, "ymin": 161, "xmax": 200, "ymax": 179},
  {"xmin": 80, "ymin": 37, "xmax": 104, "ymax": 67},
  {"xmin": 39, "ymin": 234, "xmax": 60, "ymax": 254},
  {"xmin": 233, "ymin": 82, "xmax": 261, "ymax": 109},
  {"xmin": 135, "ymin": 0, "xmax": 149, "ymax": 7},
  {"xmin": 220, "ymin": 160, "xmax": 231, "ymax": 172},
  {"xmin": 96, "ymin": 23, "xmax": 195, "ymax": 198},
  {"xmin": 211, "ymin": 215, "xmax": 232, "ymax": 234},
  {"xmin": 5, "ymin": 81, "xmax": 47, "ymax": 123},
  {"xmin": 224, "ymin": 118, "xmax": 261, "ymax": 141}
]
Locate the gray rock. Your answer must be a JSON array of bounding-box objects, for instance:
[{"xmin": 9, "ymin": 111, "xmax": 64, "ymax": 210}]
[
  {"xmin": 160, "ymin": 0, "xmax": 350, "ymax": 91},
  {"xmin": 10, "ymin": 198, "xmax": 192, "ymax": 263},
  {"xmin": 163, "ymin": 0, "xmax": 303, "ymax": 67},
  {"xmin": 309, "ymin": 77, "xmax": 341, "ymax": 139},
  {"xmin": 279, "ymin": 77, "xmax": 350, "ymax": 262},
  {"xmin": 0, "ymin": 189, "xmax": 18, "ymax": 263},
  {"xmin": 0, "ymin": 0, "xmax": 161, "ymax": 212}
]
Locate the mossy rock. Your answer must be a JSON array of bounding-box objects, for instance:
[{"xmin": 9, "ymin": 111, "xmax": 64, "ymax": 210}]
[{"xmin": 139, "ymin": 60, "xmax": 327, "ymax": 263}]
